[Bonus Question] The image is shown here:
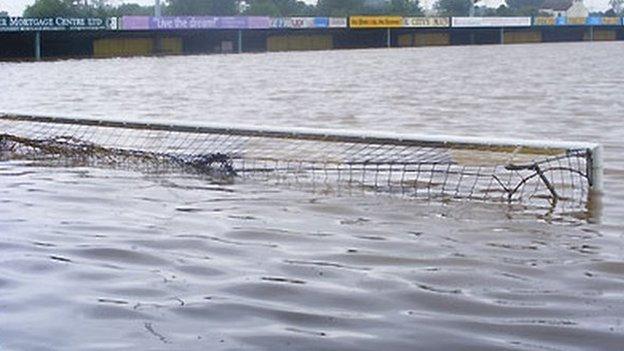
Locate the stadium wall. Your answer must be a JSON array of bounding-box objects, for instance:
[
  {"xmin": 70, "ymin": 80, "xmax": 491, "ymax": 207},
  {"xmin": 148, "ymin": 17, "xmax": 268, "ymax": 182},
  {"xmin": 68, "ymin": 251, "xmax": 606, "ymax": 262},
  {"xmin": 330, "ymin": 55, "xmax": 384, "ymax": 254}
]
[{"xmin": 0, "ymin": 15, "xmax": 623, "ymax": 60}]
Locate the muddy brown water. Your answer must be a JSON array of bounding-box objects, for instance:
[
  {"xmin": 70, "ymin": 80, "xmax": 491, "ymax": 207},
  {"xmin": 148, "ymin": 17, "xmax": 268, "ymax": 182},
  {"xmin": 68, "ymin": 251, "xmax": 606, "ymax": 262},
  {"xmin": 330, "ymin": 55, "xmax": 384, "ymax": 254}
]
[{"xmin": 1, "ymin": 42, "xmax": 623, "ymax": 350}]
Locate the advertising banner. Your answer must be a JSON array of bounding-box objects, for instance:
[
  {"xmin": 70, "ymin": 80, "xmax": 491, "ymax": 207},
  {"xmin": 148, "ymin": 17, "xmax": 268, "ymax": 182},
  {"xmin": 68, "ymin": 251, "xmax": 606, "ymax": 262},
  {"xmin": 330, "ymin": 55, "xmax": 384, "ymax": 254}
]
[
  {"xmin": 586, "ymin": 17, "xmax": 601, "ymax": 25},
  {"xmin": 535, "ymin": 16, "xmax": 621, "ymax": 26},
  {"xmin": 566, "ymin": 17, "xmax": 586, "ymax": 25},
  {"xmin": 269, "ymin": 17, "xmax": 287, "ymax": 28},
  {"xmin": 217, "ymin": 16, "xmax": 247, "ymax": 28},
  {"xmin": 246, "ymin": 16, "xmax": 270, "ymax": 29},
  {"xmin": 451, "ymin": 17, "xmax": 531, "ymax": 27},
  {"xmin": 271, "ymin": 17, "xmax": 314, "ymax": 29},
  {"xmin": 314, "ymin": 17, "xmax": 329, "ymax": 28},
  {"xmin": 0, "ymin": 16, "xmax": 112, "ymax": 31},
  {"xmin": 403, "ymin": 17, "xmax": 449, "ymax": 28},
  {"xmin": 107, "ymin": 17, "xmax": 119, "ymax": 30},
  {"xmin": 150, "ymin": 16, "xmax": 218, "ymax": 29},
  {"xmin": 122, "ymin": 16, "xmax": 150, "ymax": 30},
  {"xmin": 329, "ymin": 17, "xmax": 347, "ymax": 28},
  {"xmin": 121, "ymin": 16, "xmax": 270, "ymax": 30},
  {"xmin": 269, "ymin": 17, "xmax": 330, "ymax": 29},
  {"xmin": 533, "ymin": 17, "xmax": 555, "ymax": 25},
  {"xmin": 349, "ymin": 16, "xmax": 403, "ymax": 28},
  {"xmin": 601, "ymin": 17, "xmax": 620, "ymax": 25}
]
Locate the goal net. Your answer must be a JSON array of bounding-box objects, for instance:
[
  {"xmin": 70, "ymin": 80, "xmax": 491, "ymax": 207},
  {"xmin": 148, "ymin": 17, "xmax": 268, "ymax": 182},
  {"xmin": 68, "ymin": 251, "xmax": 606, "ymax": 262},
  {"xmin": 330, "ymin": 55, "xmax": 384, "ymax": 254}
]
[{"xmin": 0, "ymin": 113, "xmax": 602, "ymax": 212}]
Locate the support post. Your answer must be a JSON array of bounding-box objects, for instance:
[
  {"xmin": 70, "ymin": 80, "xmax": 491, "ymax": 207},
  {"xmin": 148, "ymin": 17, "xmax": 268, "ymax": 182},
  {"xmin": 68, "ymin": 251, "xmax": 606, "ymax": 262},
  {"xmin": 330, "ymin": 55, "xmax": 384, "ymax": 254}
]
[
  {"xmin": 387, "ymin": 28, "xmax": 391, "ymax": 48},
  {"xmin": 237, "ymin": 29, "xmax": 243, "ymax": 53},
  {"xmin": 500, "ymin": 28, "xmax": 504, "ymax": 44},
  {"xmin": 155, "ymin": 0, "xmax": 162, "ymax": 17},
  {"xmin": 154, "ymin": 35, "xmax": 163, "ymax": 54},
  {"xmin": 589, "ymin": 26, "xmax": 594, "ymax": 41},
  {"xmin": 34, "ymin": 31, "xmax": 41, "ymax": 61}
]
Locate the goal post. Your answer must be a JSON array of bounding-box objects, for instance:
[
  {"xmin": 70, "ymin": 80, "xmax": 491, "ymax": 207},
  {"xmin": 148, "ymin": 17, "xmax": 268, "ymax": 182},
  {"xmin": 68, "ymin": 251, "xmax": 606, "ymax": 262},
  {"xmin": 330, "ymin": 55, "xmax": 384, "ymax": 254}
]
[{"xmin": 0, "ymin": 113, "xmax": 603, "ymax": 210}]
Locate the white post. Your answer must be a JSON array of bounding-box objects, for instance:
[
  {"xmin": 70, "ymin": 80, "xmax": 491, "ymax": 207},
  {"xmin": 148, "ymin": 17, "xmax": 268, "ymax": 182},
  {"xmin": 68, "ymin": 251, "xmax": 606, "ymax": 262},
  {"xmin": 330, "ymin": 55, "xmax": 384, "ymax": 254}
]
[
  {"xmin": 387, "ymin": 28, "xmax": 391, "ymax": 48},
  {"xmin": 591, "ymin": 144, "xmax": 604, "ymax": 192},
  {"xmin": 500, "ymin": 28, "xmax": 504, "ymax": 44}
]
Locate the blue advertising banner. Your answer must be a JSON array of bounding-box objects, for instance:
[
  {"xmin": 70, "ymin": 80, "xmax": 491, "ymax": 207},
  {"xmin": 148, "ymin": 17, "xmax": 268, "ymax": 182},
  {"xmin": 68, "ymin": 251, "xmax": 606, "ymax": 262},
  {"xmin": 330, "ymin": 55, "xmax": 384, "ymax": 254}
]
[
  {"xmin": 586, "ymin": 17, "xmax": 601, "ymax": 25},
  {"xmin": 314, "ymin": 17, "xmax": 329, "ymax": 28}
]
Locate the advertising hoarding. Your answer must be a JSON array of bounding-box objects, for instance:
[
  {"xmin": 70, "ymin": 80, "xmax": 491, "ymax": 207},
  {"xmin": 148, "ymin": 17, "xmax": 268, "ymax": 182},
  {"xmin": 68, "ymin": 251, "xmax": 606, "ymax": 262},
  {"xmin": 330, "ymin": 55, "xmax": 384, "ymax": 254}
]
[
  {"xmin": 533, "ymin": 17, "xmax": 555, "ymax": 25},
  {"xmin": 600, "ymin": 17, "xmax": 620, "ymax": 25},
  {"xmin": 403, "ymin": 17, "xmax": 450, "ymax": 28},
  {"xmin": 328, "ymin": 17, "xmax": 347, "ymax": 28},
  {"xmin": 246, "ymin": 16, "xmax": 271, "ymax": 29},
  {"xmin": 121, "ymin": 16, "xmax": 270, "ymax": 30},
  {"xmin": 566, "ymin": 17, "xmax": 586, "ymax": 25},
  {"xmin": 536, "ymin": 16, "xmax": 622, "ymax": 26},
  {"xmin": 451, "ymin": 17, "xmax": 531, "ymax": 27},
  {"xmin": 122, "ymin": 16, "xmax": 150, "ymax": 30},
  {"xmin": 269, "ymin": 17, "xmax": 334, "ymax": 29},
  {"xmin": 270, "ymin": 17, "xmax": 315, "ymax": 28},
  {"xmin": 0, "ymin": 16, "xmax": 113, "ymax": 31},
  {"xmin": 349, "ymin": 16, "xmax": 403, "ymax": 28},
  {"xmin": 150, "ymin": 16, "xmax": 218, "ymax": 29}
]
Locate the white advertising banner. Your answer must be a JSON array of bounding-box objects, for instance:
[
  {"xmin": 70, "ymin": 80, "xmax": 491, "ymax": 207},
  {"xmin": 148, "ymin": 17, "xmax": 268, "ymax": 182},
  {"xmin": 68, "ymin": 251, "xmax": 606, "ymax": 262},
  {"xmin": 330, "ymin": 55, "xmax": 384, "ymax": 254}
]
[
  {"xmin": 328, "ymin": 17, "xmax": 347, "ymax": 28},
  {"xmin": 270, "ymin": 17, "xmax": 317, "ymax": 29},
  {"xmin": 451, "ymin": 17, "xmax": 531, "ymax": 28},
  {"xmin": 403, "ymin": 17, "xmax": 449, "ymax": 28}
]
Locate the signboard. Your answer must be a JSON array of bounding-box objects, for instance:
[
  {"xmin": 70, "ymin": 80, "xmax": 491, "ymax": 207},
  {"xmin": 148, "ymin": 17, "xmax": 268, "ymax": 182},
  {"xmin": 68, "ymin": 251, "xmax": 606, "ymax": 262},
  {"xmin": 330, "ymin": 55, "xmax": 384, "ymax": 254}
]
[
  {"xmin": 269, "ymin": 17, "xmax": 332, "ymax": 29},
  {"xmin": 452, "ymin": 17, "xmax": 531, "ymax": 27},
  {"xmin": 122, "ymin": 16, "xmax": 150, "ymax": 30},
  {"xmin": 217, "ymin": 16, "xmax": 247, "ymax": 29},
  {"xmin": 349, "ymin": 16, "xmax": 403, "ymax": 28},
  {"xmin": 150, "ymin": 16, "xmax": 218, "ymax": 30},
  {"xmin": 601, "ymin": 17, "xmax": 619, "ymax": 25},
  {"xmin": 270, "ymin": 17, "xmax": 314, "ymax": 28},
  {"xmin": 567, "ymin": 17, "xmax": 586, "ymax": 25},
  {"xmin": 533, "ymin": 17, "xmax": 555, "ymax": 26},
  {"xmin": 329, "ymin": 17, "xmax": 347, "ymax": 28},
  {"xmin": 403, "ymin": 17, "xmax": 449, "ymax": 28},
  {"xmin": 314, "ymin": 17, "xmax": 329, "ymax": 28},
  {"xmin": 586, "ymin": 17, "xmax": 601, "ymax": 25},
  {"xmin": 0, "ymin": 17, "xmax": 113, "ymax": 31},
  {"xmin": 535, "ymin": 16, "xmax": 622, "ymax": 26},
  {"xmin": 121, "ymin": 16, "xmax": 270, "ymax": 30},
  {"xmin": 247, "ymin": 16, "xmax": 270, "ymax": 29}
]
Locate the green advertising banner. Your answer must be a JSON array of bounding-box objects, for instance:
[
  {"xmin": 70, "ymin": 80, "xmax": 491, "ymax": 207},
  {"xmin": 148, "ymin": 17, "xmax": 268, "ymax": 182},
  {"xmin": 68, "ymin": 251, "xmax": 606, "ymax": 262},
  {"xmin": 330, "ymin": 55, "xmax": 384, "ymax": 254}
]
[{"xmin": 0, "ymin": 17, "xmax": 117, "ymax": 31}]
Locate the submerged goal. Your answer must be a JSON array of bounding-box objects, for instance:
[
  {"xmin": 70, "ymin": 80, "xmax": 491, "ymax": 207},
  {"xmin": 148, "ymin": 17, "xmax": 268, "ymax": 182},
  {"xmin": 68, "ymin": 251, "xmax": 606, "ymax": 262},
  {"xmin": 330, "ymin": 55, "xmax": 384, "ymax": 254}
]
[{"xmin": 0, "ymin": 113, "xmax": 602, "ymax": 211}]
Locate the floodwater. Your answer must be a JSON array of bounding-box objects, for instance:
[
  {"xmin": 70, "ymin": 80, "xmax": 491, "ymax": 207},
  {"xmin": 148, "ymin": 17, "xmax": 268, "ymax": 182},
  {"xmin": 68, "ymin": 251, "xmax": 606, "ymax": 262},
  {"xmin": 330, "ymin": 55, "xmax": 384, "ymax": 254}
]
[{"xmin": 1, "ymin": 42, "xmax": 624, "ymax": 350}]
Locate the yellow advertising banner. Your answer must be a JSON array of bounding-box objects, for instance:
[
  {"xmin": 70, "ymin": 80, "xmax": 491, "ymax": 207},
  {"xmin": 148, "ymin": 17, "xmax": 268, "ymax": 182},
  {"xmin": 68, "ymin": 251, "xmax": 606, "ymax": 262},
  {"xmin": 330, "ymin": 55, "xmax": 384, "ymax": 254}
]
[
  {"xmin": 601, "ymin": 17, "xmax": 620, "ymax": 25},
  {"xmin": 534, "ymin": 17, "xmax": 555, "ymax": 26},
  {"xmin": 567, "ymin": 17, "xmax": 586, "ymax": 25},
  {"xmin": 349, "ymin": 16, "xmax": 403, "ymax": 28},
  {"xmin": 403, "ymin": 17, "xmax": 450, "ymax": 28}
]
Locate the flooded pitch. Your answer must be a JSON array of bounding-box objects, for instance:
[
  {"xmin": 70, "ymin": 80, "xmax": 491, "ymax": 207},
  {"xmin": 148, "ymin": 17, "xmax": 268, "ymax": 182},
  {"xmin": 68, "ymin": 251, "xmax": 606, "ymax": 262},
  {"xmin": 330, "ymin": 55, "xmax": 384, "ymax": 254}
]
[{"xmin": 1, "ymin": 42, "xmax": 623, "ymax": 350}]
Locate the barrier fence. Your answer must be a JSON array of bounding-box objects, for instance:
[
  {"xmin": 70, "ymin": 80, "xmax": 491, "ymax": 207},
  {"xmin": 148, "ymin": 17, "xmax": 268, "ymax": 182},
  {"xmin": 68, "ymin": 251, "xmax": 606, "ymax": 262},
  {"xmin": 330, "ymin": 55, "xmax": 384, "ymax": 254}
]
[{"xmin": 1, "ymin": 15, "xmax": 623, "ymax": 32}]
